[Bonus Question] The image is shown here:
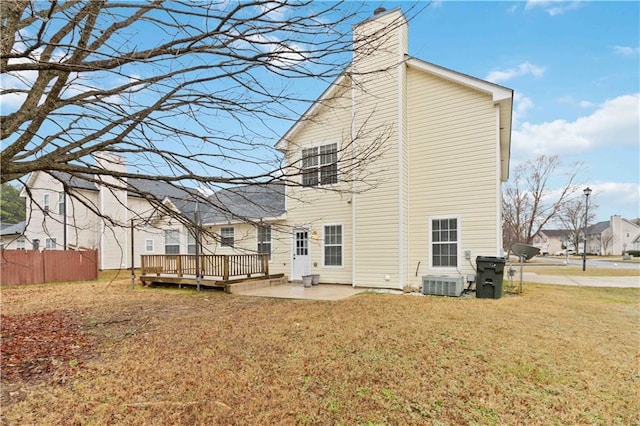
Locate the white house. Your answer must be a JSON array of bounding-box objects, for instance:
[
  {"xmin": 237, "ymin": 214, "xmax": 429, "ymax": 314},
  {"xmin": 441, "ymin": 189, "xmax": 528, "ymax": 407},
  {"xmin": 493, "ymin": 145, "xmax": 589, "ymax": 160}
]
[
  {"xmin": 20, "ymin": 154, "xmax": 287, "ymax": 270},
  {"xmin": 587, "ymin": 216, "xmax": 640, "ymax": 255}
]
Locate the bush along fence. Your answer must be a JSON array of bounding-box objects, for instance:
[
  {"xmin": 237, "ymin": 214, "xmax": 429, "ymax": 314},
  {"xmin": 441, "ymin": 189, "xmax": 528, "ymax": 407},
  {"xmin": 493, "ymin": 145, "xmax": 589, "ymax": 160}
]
[{"xmin": 0, "ymin": 249, "xmax": 98, "ymax": 285}]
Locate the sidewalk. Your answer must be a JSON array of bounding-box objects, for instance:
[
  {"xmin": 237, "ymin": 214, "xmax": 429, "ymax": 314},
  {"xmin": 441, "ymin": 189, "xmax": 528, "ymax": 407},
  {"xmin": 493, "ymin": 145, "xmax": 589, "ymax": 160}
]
[{"xmin": 521, "ymin": 272, "xmax": 640, "ymax": 288}]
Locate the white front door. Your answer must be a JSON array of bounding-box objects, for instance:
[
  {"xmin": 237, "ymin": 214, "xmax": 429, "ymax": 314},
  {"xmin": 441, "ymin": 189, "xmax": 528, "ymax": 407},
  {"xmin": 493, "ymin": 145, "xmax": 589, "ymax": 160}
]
[{"xmin": 292, "ymin": 229, "xmax": 310, "ymax": 280}]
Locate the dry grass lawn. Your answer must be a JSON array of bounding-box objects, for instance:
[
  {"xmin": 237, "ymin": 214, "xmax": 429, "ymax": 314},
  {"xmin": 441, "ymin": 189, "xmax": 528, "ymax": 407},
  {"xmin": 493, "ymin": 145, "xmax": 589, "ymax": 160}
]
[
  {"xmin": 1, "ymin": 278, "xmax": 639, "ymax": 425},
  {"xmin": 523, "ymin": 265, "xmax": 640, "ymax": 277}
]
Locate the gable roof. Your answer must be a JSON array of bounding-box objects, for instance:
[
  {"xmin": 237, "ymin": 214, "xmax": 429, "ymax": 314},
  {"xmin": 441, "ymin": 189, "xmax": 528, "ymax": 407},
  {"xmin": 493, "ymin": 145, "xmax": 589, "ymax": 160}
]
[
  {"xmin": 0, "ymin": 221, "xmax": 25, "ymax": 236},
  {"xmin": 26, "ymin": 170, "xmax": 285, "ymax": 225},
  {"xmin": 274, "ymin": 57, "xmax": 514, "ymax": 180},
  {"xmin": 587, "ymin": 220, "xmax": 610, "ymax": 235},
  {"xmin": 540, "ymin": 229, "xmax": 571, "ymax": 238},
  {"xmin": 172, "ymin": 184, "xmax": 286, "ymax": 225}
]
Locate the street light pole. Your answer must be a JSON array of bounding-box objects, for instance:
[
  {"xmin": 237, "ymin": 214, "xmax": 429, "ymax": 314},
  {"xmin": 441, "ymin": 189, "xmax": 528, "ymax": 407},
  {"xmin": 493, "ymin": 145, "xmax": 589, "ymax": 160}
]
[{"xmin": 582, "ymin": 187, "xmax": 592, "ymax": 271}]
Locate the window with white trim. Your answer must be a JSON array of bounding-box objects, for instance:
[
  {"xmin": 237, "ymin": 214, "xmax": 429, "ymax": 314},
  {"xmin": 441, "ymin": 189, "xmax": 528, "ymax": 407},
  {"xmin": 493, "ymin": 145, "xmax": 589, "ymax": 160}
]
[
  {"xmin": 45, "ymin": 238, "xmax": 57, "ymax": 250},
  {"xmin": 57, "ymin": 192, "xmax": 65, "ymax": 215},
  {"xmin": 302, "ymin": 143, "xmax": 337, "ymax": 187},
  {"xmin": 257, "ymin": 225, "xmax": 271, "ymax": 261},
  {"xmin": 431, "ymin": 218, "xmax": 458, "ymax": 268},
  {"xmin": 324, "ymin": 225, "xmax": 342, "ymax": 266},
  {"xmin": 164, "ymin": 229, "xmax": 180, "ymax": 254},
  {"xmin": 187, "ymin": 232, "xmax": 197, "ymax": 254},
  {"xmin": 220, "ymin": 227, "xmax": 234, "ymax": 247},
  {"xmin": 16, "ymin": 237, "xmax": 25, "ymax": 250},
  {"xmin": 145, "ymin": 239, "xmax": 154, "ymax": 253},
  {"xmin": 43, "ymin": 193, "xmax": 50, "ymax": 213}
]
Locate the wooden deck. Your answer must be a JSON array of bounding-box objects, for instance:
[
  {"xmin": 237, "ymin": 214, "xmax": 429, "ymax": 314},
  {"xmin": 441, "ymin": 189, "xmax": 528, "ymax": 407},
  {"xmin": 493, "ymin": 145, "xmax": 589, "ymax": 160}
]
[{"xmin": 139, "ymin": 254, "xmax": 283, "ymax": 292}]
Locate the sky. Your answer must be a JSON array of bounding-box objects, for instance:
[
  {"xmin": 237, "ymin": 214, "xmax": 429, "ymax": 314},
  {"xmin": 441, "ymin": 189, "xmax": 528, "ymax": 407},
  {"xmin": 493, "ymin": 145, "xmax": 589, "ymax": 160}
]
[{"xmin": 384, "ymin": 0, "xmax": 639, "ymax": 223}]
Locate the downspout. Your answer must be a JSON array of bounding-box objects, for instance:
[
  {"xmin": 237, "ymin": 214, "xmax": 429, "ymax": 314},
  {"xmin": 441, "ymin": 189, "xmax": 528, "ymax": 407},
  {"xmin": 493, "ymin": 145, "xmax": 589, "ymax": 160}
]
[
  {"xmin": 495, "ymin": 104, "xmax": 503, "ymax": 256},
  {"xmin": 351, "ymin": 73, "xmax": 357, "ymax": 288},
  {"xmin": 397, "ymin": 27, "xmax": 405, "ymax": 290}
]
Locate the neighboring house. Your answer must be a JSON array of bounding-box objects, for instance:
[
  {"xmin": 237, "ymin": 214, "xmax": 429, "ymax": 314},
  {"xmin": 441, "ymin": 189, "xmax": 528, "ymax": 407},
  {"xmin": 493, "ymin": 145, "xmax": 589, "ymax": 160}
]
[
  {"xmin": 21, "ymin": 154, "xmax": 286, "ymax": 270},
  {"xmin": 0, "ymin": 221, "xmax": 26, "ymax": 250},
  {"xmin": 533, "ymin": 229, "xmax": 571, "ymax": 255},
  {"xmin": 586, "ymin": 215, "xmax": 640, "ymax": 255},
  {"xmin": 537, "ymin": 215, "xmax": 640, "ymax": 256},
  {"xmin": 275, "ymin": 8, "xmax": 513, "ymax": 289}
]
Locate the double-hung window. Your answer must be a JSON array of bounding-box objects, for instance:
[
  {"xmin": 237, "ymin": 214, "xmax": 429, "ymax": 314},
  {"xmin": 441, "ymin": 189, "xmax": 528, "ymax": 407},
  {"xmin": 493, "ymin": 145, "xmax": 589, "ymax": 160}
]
[
  {"xmin": 43, "ymin": 193, "xmax": 50, "ymax": 213},
  {"xmin": 431, "ymin": 218, "xmax": 459, "ymax": 268},
  {"xmin": 45, "ymin": 238, "xmax": 57, "ymax": 250},
  {"xmin": 220, "ymin": 227, "xmax": 234, "ymax": 247},
  {"xmin": 302, "ymin": 143, "xmax": 337, "ymax": 187},
  {"xmin": 187, "ymin": 232, "xmax": 197, "ymax": 254},
  {"xmin": 16, "ymin": 237, "xmax": 25, "ymax": 250},
  {"xmin": 57, "ymin": 192, "xmax": 65, "ymax": 215},
  {"xmin": 164, "ymin": 229, "xmax": 180, "ymax": 254},
  {"xmin": 145, "ymin": 239, "xmax": 154, "ymax": 253},
  {"xmin": 257, "ymin": 225, "xmax": 272, "ymax": 260},
  {"xmin": 324, "ymin": 225, "xmax": 342, "ymax": 266}
]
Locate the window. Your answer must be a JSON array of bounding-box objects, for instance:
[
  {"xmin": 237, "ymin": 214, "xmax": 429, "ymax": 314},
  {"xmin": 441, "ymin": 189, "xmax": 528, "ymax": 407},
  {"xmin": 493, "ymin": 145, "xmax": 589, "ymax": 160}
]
[
  {"xmin": 164, "ymin": 229, "xmax": 180, "ymax": 254},
  {"xmin": 187, "ymin": 232, "xmax": 197, "ymax": 254},
  {"xmin": 221, "ymin": 227, "xmax": 234, "ymax": 247},
  {"xmin": 33, "ymin": 239, "xmax": 40, "ymax": 250},
  {"xmin": 302, "ymin": 143, "xmax": 337, "ymax": 187},
  {"xmin": 324, "ymin": 225, "xmax": 342, "ymax": 266},
  {"xmin": 145, "ymin": 239, "xmax": 154, "ymax": 253},
  {"xmin": 257, "ymin": 225, "xmax": 272, "ymax": 260},
  {"xmin": 16, "ymin": 237, "xmax": 25, "ymax": 250},
  {"xmin": 43, "ymin": 193, "xmax": 50, "ymax": 212},
  {"xmin": 45, "ymin": 238, "xmax": 57, "ymax": 250},
  {"xmin": 57, "ymin": 192, "xmax": 65, "ymax": 215},
  {"xmin": 431, "ymin": 218, "xmax": 458, "ymax": 268}
]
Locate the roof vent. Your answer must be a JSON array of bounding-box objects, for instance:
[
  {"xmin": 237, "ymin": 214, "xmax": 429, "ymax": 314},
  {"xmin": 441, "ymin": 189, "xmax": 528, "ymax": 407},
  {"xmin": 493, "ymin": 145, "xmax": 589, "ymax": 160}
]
[{"xmin": 373, "ymin": 7, "xmax": 386, "ymax": 16}]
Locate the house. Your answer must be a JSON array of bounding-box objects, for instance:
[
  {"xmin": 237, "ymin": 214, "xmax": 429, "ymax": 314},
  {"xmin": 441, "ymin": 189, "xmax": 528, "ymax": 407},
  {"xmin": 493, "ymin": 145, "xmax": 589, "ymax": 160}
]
[
  {"xmin": 18, "ymin": 8, "xmax": 514, "ymax": 290},
  {"xmin": 586, "ymin": 216, "xmax": 640, "ymax": 255},
  {"xmin": 0, "ymin": 221, "xmax": 26, "ymax": 250},
  {"xmin": 20, "ymin": 154, "xmax": 286, "ymax": 270},
  {"xmin": 274, "ymin": 8, "xmax": 513, "ymax": 289},
  {"xmin": 533, "ymin": 229, "xmax": 571, "ymax": 255}
]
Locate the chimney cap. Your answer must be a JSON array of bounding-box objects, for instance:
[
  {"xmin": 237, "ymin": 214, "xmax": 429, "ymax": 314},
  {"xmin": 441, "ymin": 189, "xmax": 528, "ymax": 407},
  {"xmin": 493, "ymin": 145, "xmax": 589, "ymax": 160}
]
[{"xmin": 374, "ymin": 7, "xmax": 386, "ymax": 16}]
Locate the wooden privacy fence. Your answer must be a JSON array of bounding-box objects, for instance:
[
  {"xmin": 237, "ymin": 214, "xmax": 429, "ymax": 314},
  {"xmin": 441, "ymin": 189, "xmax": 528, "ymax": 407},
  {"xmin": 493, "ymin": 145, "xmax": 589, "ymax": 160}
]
[
  {"xmin": 0, "ymin": 249, "xmax": 98, "ymax": 285},
  {"xmin": 141, "ymin": 254, "xmax": 269, "ymax": 281}
]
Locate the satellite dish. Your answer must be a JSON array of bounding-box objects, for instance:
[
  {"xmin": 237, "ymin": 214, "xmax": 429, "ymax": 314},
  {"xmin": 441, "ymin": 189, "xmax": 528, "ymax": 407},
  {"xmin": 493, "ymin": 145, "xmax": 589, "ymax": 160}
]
[
  {"xmin": 509, "ymin": 243, "xmax": 541, "ymax": 294},
  {"xmin": 510, "ymin": 243, "xmax": 540, "ymax": 260}
]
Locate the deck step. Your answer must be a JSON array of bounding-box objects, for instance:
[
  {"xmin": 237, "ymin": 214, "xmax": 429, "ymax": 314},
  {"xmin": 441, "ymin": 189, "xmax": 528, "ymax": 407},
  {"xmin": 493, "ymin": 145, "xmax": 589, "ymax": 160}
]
[{"xmin": 226, "ymin": 275, "xmax": 288, "ymax": 294}]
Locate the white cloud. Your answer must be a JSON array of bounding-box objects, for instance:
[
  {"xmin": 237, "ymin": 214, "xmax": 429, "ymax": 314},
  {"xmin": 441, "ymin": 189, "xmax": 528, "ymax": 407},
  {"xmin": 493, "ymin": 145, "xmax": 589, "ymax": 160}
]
[
  {"xmin": 506, "ymin": 4, "xmax": 518, "ymax": 14},
  {"xmin": 485, "ymin": 62, "xmax": 546, "ymax": 83},
  {"xmin": 513, "ymin": 93, "xmax": 640, "ymax": 156},
  {"xmin": 612, "ymin": 45, "xmax": 640, "ymax": 57},
  {"xmin": 589, "ymin": 182, "xmax": 640, "ymax": 220},
  {"xmin": 557, "ymin": 96, "xmax": 596, "ymax": 109},
  {"xmin": 525, "ymin": 1, "xmax": 583, "ymax": 16},
  {"xmin": 513, "ymin": 93, "xmax": 534, "ymax": 128}
]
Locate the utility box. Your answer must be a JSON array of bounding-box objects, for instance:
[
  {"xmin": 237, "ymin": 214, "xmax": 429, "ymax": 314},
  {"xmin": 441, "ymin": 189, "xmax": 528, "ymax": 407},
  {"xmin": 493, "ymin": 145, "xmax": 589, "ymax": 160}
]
[{"xmin": 475, "ymin": 256, "xmax": 505, "ymax": 299}]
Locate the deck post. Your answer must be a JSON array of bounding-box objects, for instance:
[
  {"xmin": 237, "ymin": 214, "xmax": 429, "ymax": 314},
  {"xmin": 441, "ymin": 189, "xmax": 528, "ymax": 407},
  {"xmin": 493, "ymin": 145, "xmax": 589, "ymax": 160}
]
[
  {"xmin": 263, "ymin": 254, "xmax": 269, "ymax": 277},
  {"xmin": 223, "ymin": 255, "xmax": 229, "ymax": 281},
  {"xmin": 177, "ymin": 255, "xmax": 183, "ymax": 277}
]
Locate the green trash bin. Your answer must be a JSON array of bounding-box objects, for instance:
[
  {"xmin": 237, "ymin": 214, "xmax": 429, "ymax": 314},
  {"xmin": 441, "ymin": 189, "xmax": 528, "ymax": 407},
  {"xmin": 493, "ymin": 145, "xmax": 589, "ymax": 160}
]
[{"xmin": 475, "ymin": 256, "xmax": 505, "ymax": 299}]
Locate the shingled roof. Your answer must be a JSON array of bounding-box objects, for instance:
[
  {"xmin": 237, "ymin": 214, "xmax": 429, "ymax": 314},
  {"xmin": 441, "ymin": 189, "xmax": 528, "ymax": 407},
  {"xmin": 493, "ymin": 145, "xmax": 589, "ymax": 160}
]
[{"xmin": 41, "ymin": 171, "xmax": 285, "ymax": 224}]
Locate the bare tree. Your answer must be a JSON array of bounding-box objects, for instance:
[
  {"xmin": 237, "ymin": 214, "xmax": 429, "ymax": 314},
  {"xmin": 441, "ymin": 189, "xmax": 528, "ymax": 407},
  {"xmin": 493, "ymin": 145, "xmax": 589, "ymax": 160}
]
[
  {"xmin": 556, "ymin": 198, "xmax": 598, "ymax": 253},
  {"xmin": 1, "ymin": 0, "xmax": 416, "ymax": 228},
  {"xmin": 502, "ymin": 154, "xmax": 583, "ymax": 249}
]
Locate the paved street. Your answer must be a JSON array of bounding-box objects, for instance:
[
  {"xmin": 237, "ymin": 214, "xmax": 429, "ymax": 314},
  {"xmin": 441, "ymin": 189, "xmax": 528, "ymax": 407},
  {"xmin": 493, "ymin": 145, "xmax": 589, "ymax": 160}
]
[{"xmin": 519, "ymin": 272, "xmax": 639, "ymax": 288}]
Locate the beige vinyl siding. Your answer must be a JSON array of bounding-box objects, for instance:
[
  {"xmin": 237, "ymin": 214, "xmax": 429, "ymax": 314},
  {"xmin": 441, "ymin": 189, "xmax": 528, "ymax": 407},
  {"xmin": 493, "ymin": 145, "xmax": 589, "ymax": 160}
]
[
  {"xmin": 285, "ymin": 80, "xmax": 354, "ymax": 284},
  {"xmin": 406, "ymin": 66, "xmax": 500, "ymax": 287},
  {"xmin": 351, "ymin": 11, "xmax": 407, "ymax": 288}
]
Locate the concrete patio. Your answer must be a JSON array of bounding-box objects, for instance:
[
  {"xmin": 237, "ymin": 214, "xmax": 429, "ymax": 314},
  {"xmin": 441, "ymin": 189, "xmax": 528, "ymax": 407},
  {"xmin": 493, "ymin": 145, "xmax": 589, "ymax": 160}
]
[{"xmin": 231, "ymin": 282, "xmax": 368, "ymax": 301}]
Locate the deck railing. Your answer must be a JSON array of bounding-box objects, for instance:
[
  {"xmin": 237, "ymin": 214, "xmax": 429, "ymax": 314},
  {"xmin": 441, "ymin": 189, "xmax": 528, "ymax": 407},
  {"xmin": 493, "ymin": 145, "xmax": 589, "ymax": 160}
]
[{"xmin": 140, "ymin": 254, "xmax": 269, "ymax": 281}]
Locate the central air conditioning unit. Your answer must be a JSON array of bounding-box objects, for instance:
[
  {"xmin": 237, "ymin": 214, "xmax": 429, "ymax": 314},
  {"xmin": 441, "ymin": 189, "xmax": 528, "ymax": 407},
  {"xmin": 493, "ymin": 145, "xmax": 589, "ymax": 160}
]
[{"xmin": 422, "ymin": 275, "xmax": 464, "ymax": 297}]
